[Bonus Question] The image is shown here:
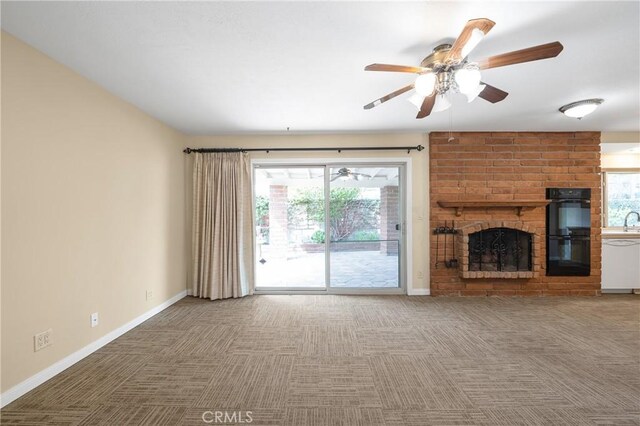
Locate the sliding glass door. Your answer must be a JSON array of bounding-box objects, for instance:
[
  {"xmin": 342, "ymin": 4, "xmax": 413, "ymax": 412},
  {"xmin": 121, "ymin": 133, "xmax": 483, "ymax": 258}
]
[
  {"xmin": 254, "ymin": 166, "xmax": 326, "ymax": 290},
  {"xmin": 328, "ymin": 166, "xmax": 401, "ymax": 289},
  {"xmin": 253, "ymin": 163, "xmax": 404, "ymax": 293}
]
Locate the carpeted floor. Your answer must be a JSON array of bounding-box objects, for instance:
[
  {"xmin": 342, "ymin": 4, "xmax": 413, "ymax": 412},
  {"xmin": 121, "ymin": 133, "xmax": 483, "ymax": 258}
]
[{"xmin": 2, "ymin": 295, "xmax": 639, "ymax": 425}]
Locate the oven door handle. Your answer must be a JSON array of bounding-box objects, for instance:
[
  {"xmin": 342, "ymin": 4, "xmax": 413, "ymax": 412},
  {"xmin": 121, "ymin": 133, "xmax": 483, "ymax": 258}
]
[
  {"xmin": 549, "ymin": 236, "xmax": 590, "ymax": 240},
  {"xmin": 551, "ymin": 199, "xmax": 590, "ymax": 204}
]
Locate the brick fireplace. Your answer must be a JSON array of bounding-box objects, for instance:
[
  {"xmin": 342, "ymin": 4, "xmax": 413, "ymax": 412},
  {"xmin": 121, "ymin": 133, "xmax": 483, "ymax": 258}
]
[
  {"xmin": 430, "ymin": 131, "xmax": 601, "ymax": 296},
  {"xmin": 458, "ymin": 221, "xmax": 539, "ymax": 279}
]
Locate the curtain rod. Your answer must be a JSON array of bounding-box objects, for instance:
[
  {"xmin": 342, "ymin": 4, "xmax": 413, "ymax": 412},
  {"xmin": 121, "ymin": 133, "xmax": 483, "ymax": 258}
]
[{"xmin": 183, "ymin": 145, "xmax": 424, "ymax": 154}]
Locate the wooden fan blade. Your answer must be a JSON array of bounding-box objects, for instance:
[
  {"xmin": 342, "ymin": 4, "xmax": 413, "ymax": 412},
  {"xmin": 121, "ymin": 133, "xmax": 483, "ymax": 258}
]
[
  {"xmin": 364, "ymin": 84, "xmax": 414, "ymax": 110},
  {"xmin": 477, "ymin": 41, "xmax": 564, "ymax": 70},
  {"xmin": 445, "ymin": 18, "xmax": 495, "ymax": 63},
  {"xmin": 478, "ymin": 82, "xmax": 509, "ymax": 103},
  {"xmin": 365, "ymin": 63, "xmax": 427, "ymax": 73},
  {"xmin": 416, "ymin": 94, "xmax": 436, "ymax": 119}
]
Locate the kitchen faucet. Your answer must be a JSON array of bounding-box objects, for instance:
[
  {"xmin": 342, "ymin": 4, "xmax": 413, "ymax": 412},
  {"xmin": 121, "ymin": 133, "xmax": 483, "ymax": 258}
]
[{"xmin": 623, "ymin": 211, "xmax": 640, "ymax": 232}]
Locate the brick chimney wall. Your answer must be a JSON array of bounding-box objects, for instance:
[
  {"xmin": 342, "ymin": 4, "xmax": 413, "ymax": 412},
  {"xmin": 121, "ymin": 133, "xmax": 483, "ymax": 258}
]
[{"xmin": 429, "ymin": 132, "xmax": 602, "ymax": 296}]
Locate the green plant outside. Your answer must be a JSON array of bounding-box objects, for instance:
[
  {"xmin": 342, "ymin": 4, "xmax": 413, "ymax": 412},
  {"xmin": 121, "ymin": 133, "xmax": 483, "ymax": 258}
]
[
  {"xmin": 289, "ymin": 187, "xmax": 380, "ymax": 241},
  {"xmin": 310, "ymin": 230, "xmax": 325, "ymax": 244},
  {"xmin": 350, "ymin": 230, "xmax": 381, "ymax": 241}
]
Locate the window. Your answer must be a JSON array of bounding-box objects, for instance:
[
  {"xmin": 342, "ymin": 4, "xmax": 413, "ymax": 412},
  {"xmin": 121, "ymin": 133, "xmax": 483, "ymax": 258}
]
[{"xmin": 603, "ymin": 170, "xmax": 640, "ymax": 227}]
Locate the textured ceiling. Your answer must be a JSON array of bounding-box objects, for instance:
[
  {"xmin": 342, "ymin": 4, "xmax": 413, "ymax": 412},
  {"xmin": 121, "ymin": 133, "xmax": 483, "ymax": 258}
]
[{"xmin": 2, "ymin": 1, "xmax": 639, "ymax": 134}]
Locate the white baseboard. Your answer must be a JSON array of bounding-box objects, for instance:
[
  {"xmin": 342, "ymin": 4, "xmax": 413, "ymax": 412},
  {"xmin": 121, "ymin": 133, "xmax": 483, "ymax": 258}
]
[
  {"xmin": 408, "ymin": 288, "xmax": 431, "ymax": 296},
  {"xmin": 0, "ymin": 290, "xmax": 187, "ymax": 408}
]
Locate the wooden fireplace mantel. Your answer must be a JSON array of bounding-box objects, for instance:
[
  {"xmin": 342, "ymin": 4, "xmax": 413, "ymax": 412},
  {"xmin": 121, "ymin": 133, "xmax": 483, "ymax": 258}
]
[{"xmin": 437, "ymin": 200, "xmax": 549, "ymax": 217}]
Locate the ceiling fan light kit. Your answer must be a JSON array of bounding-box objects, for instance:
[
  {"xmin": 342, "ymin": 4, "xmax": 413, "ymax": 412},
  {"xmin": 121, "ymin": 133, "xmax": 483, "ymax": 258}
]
[
  {"xmin": 465, "ymin": 83, "xmax": 486, "ymax": 103},
  {"xmin": 454, "ymin": 66, "xmax": 482, "ymax": 95},
  {"xmin": 432, "ymin": 94, "xmax": 452, "ymax": 113},
  {"xmin": 414, "ymin": 72, "xmax": 437, "ymax": 96},
  {"xmin": 408, "ymin": 92, "xmax": 426, "ymax": 110},
  {"xmin": 460, "ymin": 28, "xmax": 487, "ymax": 58},
  {"xmin": 364, "ymin": 18, "xmax": 564, "ymax": 119},
  {"xmin": 559, "ymin": 99, "xmax": 604, "ymax": 119}
]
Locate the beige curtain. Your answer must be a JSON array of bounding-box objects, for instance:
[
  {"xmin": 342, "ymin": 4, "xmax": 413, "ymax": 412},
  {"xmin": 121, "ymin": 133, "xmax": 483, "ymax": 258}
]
[{"xmin": 191, "ymin": 152, "xmax": 254, "ymax": 300}]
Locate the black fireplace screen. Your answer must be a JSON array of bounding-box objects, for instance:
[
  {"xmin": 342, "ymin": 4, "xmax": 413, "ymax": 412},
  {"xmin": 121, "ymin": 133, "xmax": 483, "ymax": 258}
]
[{"xmin": 468, "ymin": 228, "xmax": 532, "ymax": 272}]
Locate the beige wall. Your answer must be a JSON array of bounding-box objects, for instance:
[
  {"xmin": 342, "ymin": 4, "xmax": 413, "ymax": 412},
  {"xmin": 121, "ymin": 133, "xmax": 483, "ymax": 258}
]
[
  {"xmin": 1, "ymin": 32, "xmax": 187, "ymax": 392},
  {"xmin": 602, "ymin": 154, "xmax": 640, "ymax": 169},
  {"xmin": 0, "ymin": 31, "xmax": 429, "ymax": 396},
  {"xmin": 185, "ymin": 134, "xmax": 430, "ymax": 293},
  {"xmin": 601, "ymin": 132, "xmax": 640, "ymax": 144},
  {"xmin": 601, "ymin": 132, "xmax": 640, "ymax": 169}
]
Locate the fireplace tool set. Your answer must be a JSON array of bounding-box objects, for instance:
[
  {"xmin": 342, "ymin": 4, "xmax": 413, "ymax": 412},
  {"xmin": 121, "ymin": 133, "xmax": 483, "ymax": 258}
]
[{"xmin": 433, "ymin": 221, "xmax": 458, "ymax": 269}]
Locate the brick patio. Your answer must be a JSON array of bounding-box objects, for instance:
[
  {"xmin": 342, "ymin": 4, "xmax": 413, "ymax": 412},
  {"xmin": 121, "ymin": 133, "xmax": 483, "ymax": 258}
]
[{"xmin": 255, "ymin": 248, "xmax": 399, "ymax": 288}]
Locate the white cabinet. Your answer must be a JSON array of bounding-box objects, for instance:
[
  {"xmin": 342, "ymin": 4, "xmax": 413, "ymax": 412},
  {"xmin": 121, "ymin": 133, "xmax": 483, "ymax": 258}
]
[{"xmin": 602, "ymin": 238, "xmax": 640, "ymax": 291}]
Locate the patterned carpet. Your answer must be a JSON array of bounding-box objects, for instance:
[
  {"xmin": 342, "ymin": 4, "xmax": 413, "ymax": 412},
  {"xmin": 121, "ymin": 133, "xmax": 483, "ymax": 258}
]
[{"xmin": 2, "ymin": 295, "xmax": 639, "ymax": 425}]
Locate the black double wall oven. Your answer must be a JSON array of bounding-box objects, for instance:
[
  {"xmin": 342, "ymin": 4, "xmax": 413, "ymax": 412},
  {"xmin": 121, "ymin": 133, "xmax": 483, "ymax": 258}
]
[{"xmin": 546, "ymin": 188, "xmax": 591, "ymax": 276}]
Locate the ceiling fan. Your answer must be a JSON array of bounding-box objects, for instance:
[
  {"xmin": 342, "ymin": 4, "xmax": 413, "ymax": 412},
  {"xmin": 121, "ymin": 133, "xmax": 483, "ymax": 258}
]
[
  {"xmin": 330, "ymin": 167, "xmax": 371, "ymax": 182},
  {"xmin": 363, "ymin": 18, "xmax": 564, "ymax": 118}
]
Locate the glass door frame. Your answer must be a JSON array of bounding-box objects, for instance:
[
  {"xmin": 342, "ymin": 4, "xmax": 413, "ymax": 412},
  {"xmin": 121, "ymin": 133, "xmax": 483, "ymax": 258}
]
[
  {"xmin": 252, "ymin": 160, "xmax": 408, "ymax": 295},
  {"xmin": 252, "ymin": 164, "xmax": 328, "ymax": 292},
  {"xmin": 325, "ymin": 163, "xmax": 405, "ymax": 294}
]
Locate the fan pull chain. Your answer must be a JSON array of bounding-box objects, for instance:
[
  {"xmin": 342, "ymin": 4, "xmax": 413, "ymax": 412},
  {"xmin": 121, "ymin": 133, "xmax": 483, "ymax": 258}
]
[{"xmin": 448, "ymin": 107, "xmax": 454, "ymax": 143}]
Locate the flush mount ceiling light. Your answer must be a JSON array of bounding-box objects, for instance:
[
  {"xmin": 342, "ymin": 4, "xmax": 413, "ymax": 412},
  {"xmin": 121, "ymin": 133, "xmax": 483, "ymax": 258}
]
[{"xmin": 559, "ymin": 99, "xmax": 604, "ymax": 119}]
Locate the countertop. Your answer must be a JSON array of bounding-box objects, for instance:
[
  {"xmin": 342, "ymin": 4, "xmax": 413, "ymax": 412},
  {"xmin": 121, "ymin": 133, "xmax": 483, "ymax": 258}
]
[{"xmin": 601, "ymin": 229, "xmax": 640, "ymax": 239}]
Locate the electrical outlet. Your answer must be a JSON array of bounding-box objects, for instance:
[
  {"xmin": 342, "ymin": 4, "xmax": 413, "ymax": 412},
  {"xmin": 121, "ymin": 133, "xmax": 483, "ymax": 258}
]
[
  {"xmin": 146, "ymin": 290, "xmax": 153, "ymax": 301},
  {"xmin": 90, "ymin": 312, "xmax": 99, "ymax": 328},
  {"xmin": 34, "ymin": 329, "xmax": 52, "ymax": 352}
]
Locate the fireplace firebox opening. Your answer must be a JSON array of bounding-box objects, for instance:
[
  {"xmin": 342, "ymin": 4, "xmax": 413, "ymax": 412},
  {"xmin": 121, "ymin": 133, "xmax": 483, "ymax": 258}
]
[{"xmin": 469, "ymin": 227, "xmax": 533, "ymax": 272}]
